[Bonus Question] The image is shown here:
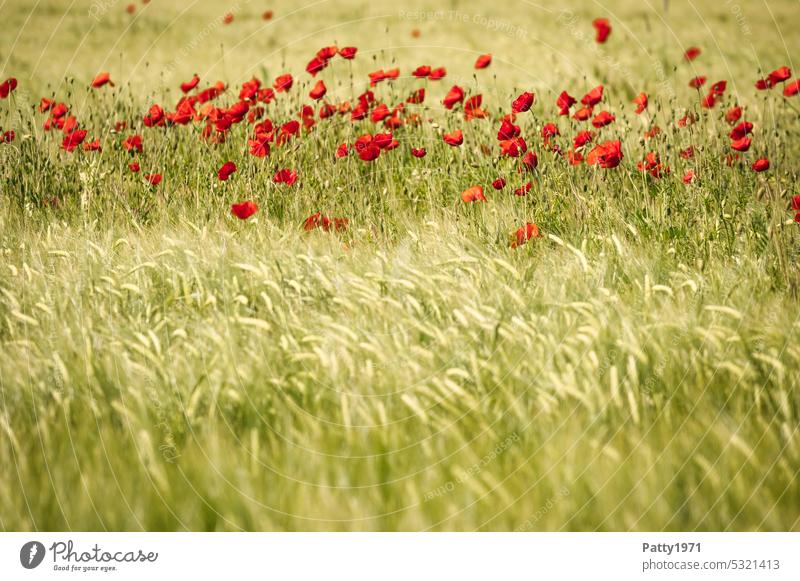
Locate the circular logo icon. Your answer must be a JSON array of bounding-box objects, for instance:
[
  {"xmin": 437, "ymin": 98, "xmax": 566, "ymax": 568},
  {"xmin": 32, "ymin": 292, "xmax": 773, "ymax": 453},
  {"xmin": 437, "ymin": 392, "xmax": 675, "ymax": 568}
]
[{"xmin": 20, "ymin": 541, "xmax": 46, "ymax": 569}]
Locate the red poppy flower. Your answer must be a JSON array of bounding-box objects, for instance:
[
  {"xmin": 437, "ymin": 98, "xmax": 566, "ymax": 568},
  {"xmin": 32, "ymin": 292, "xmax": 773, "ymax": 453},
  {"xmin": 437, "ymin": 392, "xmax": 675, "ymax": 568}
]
[
  {"xmin": 218, "ymin": 161, "xmax": 237, "ymax": 181},
  {"xmin": 591, "ymin": 110, "xmax": 615, "ymax": 128},
  {"xmin": 725, "ymin": 106, "xmax": 742, "ymax": 124},
  {"xmin": 684, "ymin": 47, "xmax": 701, "ymax": 61},
  {"xmin": 729, "ymin": 121, "xmax": 753, "ymax": 140},
  {"xmin": 461, "ymin": 185, "xmax": 486, "ymax": 203},
  {"xmin": 464, "ymin": 95, "xmax": 486, "ymax": 120},
  {"xmin": 688, "ymin": 76, "xmax": 706, "ymax": 89},
  {"xmin": 39, "ymin": 97, "xmax": 54, "ymax": 112},
  {"xmin": 637, "ymin": 152, "xmax": 669, "ymax": 178},
  {"xmin": 3, "ymin": 130, "xmax": 15, "ymax": 143},
  {"xmin": 262, "ymin": 10, "xmax": 274, "ymax": 20},
  {"xmin": 143, "ymin": 104, "xmax": 165, "ymax": 127},
  {"xmin": 512, "ymin": 91, "xmax": 535, "ymax": 113},
  {"xmin": 497, "ymin": 118, "xmax": 520, "ymax": 140},
  {"xmin": 306, "ymin": 57, "xmax": 327, "ymax": 76},
  {"xmin": 443, "ymin": 85, "xmax": 465, "ymax": 109},
  {"xmin": 632, "ymin": 92, "xmax": 648, "ymax": 114},
  {"xmin": 273, "ymin": 168, "xmax": 298, "ymax": 185},
  {"xmin": 339, "ymin": 46, "xmax": 358, "ymax": 59},
  {"xmin": 510, "ymin": 223, "xmax": 541, "ymax": 248},
  {"xmin": 51, "ymin": 102, "xmax": 68, "ymax": 119},
  {"xmin": 730, "ymin": 137, "xmax": 751, "ymax": 152},
  {"xmin": 274, "ymin": 74, "xmax": 293, "ymax": 92},
  {"xmin": 0, "ymin": 78, "xmax": 18, "ymax": 98},
  {"xmin": 429, "ymin": 67, "xmax": 446, "ymax": 80},
  {"xmin": 683, "ymin": 170, "xmax": 695, "ymax": 184},
  {"xmin": 756, "ymin": 79, "xmax": 770, "ymax": 91},
  {"xmin": 556, "ymin": 90, "xmax": 576, "ymax": 116},
  {"xmin": 304, "ymin": 212, "xmax": 349, "ymax": 232},
  {"xmin": 581, "ymin": 85, "xmax": 603, "ymax": 107},
  {"xmin": 499, "ymin": 137, "xmax": 527, "ymax": 157},
  {"xmin": 474, "ymin": 54, "xmax": 492, "ymax": 69},
  {"xmin": 231, "ymin": 200, "xmax": 258, "ymax": 220},
  {"xmin": 368, "ymin": 68, "xmax": 399, "ymax": 86},
  {"xmin": 541, "ymin": 123, "xmax": 559, "ymax": 141},
  {"xmin": 412, "ymin": 65, "xmax": 431, "ymax": 78},
  {"xmin": 784, "ymin": 79, "xmax": 800, "ymax": 97},
  {"xmin": 573, "ymin": 130, "xmax": 594, "ymax": 150},
  {"xmin": 61, "ymin": 129, "xmax": 87, "ymax": 152},
  {"xmin": 701, "ymin": 93, "xmax": 717, "ymax": 109},
  {"xmin": 768, "ymin": 66, "xmax": 791, "ymax": 86},
  {"xmin": 411, "ymin": 147, "xmax": 426, "ymax": 158},
  {"xmin": 492, "ymin": 178, "xmax": 506, "ymax": 190},
  {"xmin": 752, "ymin": 158, "xmax": 770, "ymax": 172},
  {"xmin": 592, "ymin": 18, "xmax": 611, "ymax": 43},
  {"xmin": 373, "ymin": 132, "xmax": 394, "ymax": 149},
  {"xmin": 680, "ymin": 146, "xmax": 694, "ymax": 159},
  {"xmin": 180, "ymin": 74, "xmax": 200, "ymax": 93},
  {"xmin": 126, "ymin": 3, "xmax": 135, "ymax": 14},
  {"xmin": 122, "ymin": 134, "xmax": 143, "ymax": 153},
  {"xmin": 91, "ymin": 72, "xmax": 113, "ymax": 88},
  {"xmin": 586, "ymin": 140, "xmax": 623, "ymax": 169},
  {"xmin": 358, "ymin": 144, "xmax": 380, "ymax": 161},
  {"xmin": 514, "ymin": 182, "xmax": 532, "ymax": 196},
  {"xmin": 443, "ymin": 129, "xmax": 463, "ymax": 146},
  {"xmin": 248, "ymin": 136, "xmax": 271, "ymax": 158},
  {"xmin": 521, "ymin": 151, "xmax": 538, "ymax": 171},
  {"xmin": 309, "ymin": 80, "xmax": 327, "ymax": 101},
  {"xmin": 145, "ymin": 173, "xmax": 162, "ymax": 186}
]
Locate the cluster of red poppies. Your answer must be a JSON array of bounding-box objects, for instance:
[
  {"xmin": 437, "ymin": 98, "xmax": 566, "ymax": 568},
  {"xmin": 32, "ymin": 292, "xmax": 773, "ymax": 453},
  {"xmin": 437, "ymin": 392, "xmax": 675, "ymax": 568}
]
[{"xmin": 3, "ymin": 14, "xmax": 798, "ymax": 244}]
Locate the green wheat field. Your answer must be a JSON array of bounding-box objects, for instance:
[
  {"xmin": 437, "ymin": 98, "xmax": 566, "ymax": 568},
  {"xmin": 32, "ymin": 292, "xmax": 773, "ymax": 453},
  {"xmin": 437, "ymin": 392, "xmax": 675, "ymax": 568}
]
[{"xmin": 1, "ymin": 0, "xmax": 799, "ymax": 531}]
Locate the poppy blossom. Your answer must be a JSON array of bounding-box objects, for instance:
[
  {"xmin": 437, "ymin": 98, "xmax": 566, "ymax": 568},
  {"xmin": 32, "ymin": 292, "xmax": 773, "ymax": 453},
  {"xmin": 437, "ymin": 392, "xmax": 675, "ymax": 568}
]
[
  {"xmin": 511, "ymin": 223, "xmax": 541, "ymax": 248},
  {"xmin": 514, "ymin": 182, "xmax": 532, "ymax": 196},
  {"xmin": 443, "ymin": 85, "xmax": 465, "ymax": 109},
  {"xmin": 0, "ymin": 78, "xmax": 18, "ymax": 98},
  {"xmin": 586, "ymin": 140, "xmax": 623, "ymax": 169},
  {"xmin": 474, "ymin": 54, "xmax": 492, "ymax": 69},
  {"xmin": 181, "ymin": 74, "xmax": 200, "ymax": 93},
  {"xmin": 61, "ymin": 129, "xmax": 87, "ymax": 152},
  {"xmin": 683, "ymin": 170, "xmax": 695, "ymax": 184},
  {"xmin": 573, "ymin": 130, "xmax": 594, "ymax": 150},
  {"xmin": 752, "ymin": 158, "xmax": 770, "ymax": 172},
  {"xmin": 784, "ymin": 79, "xmax": 800, "ymax": 97},
  {"xmin": 143, "ymin": 104, "xmax": 165, "ymax": 127},
  {"xmin": 309, "ymin": 80, "xmax": 327, "ymax": 100},
  {"xmin": 339, "ymin": 46, "xmax": 357, "ymax": 59},
  {"xmin": 521, "ymin": 151, "xmax": 538, "ymax": 171},
  {"xmin": 443, "ymin": 129, "xmax": 463, "ymax": 146},
  {"xmin": 680, "ymin": 146, "xmax": 695, "ymax": 159},
  {"xmin": 726, "ymin": 106, "xmax": 743, "ymax": 124},
  {"xmin": 145, "ymin": 173, "xmax": 162, "ymax": 186},
  {"xmin": 273, "ymin": 74, "xmax": 293, "ymax": 92},
  {"xmin": 411, "ymin": 147, "xmax": 426, "ymax": 158},
  {"xmin": 637, "ymin": 152, "xmax": 669, "ymax": 178},
  {"xmin": 768, "ymin": 66, "xmax": 791, "ymax": 86},
  {"xmin": 358, "ymin": 144, "xmax": 380, "ymax": 161},
  {"xmin": 591, "ymin": 110, "xmax": 615, "ymax": 128},
  {"xmin": 461, "ymin": 186, "xmax": 486, "ymax": 203},
  {"xmin": 581, "ymin": 85, "xmax": 603, "ymax": 107},
  {"xmin": 262, "ymin": 10, "xmax": 273, "ymax": 20},
  {"xmin": 3, "ymin": 130, "xmax": 15, "ymax": 143},
  {"xmin": 273, "ymin": 168, "xmax": 298, "ymax": 185},
  {"xmin": 592, "ymin": 18, "xmax": 611, "ymax": 43},
  {"xmin": 122, "ymin": 134, "xmax": 143, "ymax": 153},
  {"xmin": 248, "ymin": 136, "xmax": 270, "ymax": 158},
  {"xmin": 499, "ymin": 137, "xmax": 527, "ymax": 157},
  {"xmin": 128, "ymin": 162, "xmax": 140, "ymax": 172},
  {"xmin": 231, "ymin": 200, "xmax": 258, "ymax": 220},
  {"xmin": 412, "ymin": 65, "xmax": 431, "ymax": 78},
  {"xmin": 729, "ymin": 121, "xmax": 753, "ymax": 140},
  {"xmin": 689, "ymin": 76, "xmax": 706, "ymax": 89},
  {"xmin": 684, "ymin": 47, "xmax": 701, "ymax": 61},
  {"xmin": 223, "ymin": 13, "xmax": 234, "ymax": 24},
  {"xmin": 731, "ymin": 137, "xmax": 751, "ymax": 152},
  {"xmin": 218, "ymin": 161, "xmax": 237, "ymax": 181},
  {"xmin": 497, "ymin": 118, "xmax": 520, "ymax": 140},
  {"xmin": 512, "ymin": 91, "xmax": 534, "ymax": 113},
  {"xmin": 556, "ymin": 91, "xmax": 576, "ymax": 115},
  {"xmin": 492, "ymin": 178, "xmax": 506, "ymax": 190},
  {"xmin": 39, "ymin": 97, "xmax": 54, "ymax": 112},
  {"xmin": 633, "ymin": 92, "xmax": 648, "ymax": 114},
  {"xmin": 91, "ymin": 72, "xmax": 113, "ymax": 88}
]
